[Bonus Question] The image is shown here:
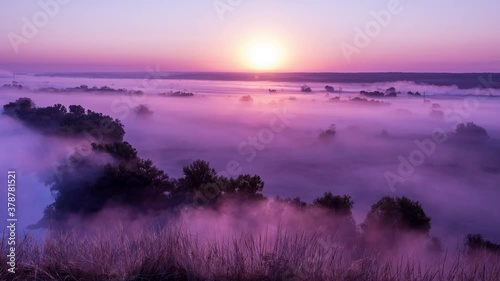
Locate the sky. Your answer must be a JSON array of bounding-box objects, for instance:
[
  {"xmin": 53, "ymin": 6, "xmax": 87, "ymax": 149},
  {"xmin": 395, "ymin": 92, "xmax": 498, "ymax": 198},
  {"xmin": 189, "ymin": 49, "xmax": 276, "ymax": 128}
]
[{"xmin": 0, "ymin": 0, "xmax": 499, "ymax": 73}]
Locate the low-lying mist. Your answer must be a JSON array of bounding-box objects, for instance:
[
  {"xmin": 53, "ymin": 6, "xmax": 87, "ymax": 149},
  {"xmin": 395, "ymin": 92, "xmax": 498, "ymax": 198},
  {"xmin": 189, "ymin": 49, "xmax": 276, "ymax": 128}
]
[{"xmin": 1, "ymin": 75, "xmax": 499, "ymax": 245}]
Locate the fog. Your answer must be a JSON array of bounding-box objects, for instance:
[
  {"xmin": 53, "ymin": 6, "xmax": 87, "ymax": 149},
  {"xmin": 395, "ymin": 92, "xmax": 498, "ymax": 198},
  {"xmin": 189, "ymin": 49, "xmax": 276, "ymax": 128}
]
[{"xmin": 1, "ymin": 74, "xmax": 499, "ymax": 244}]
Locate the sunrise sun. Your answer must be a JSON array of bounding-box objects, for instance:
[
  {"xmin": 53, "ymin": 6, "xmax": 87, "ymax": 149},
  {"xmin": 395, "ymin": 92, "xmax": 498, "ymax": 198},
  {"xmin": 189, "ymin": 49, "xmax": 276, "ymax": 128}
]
[{"xmin": 245, "ymin": 41, "xmax": 282, "ymax": 70}]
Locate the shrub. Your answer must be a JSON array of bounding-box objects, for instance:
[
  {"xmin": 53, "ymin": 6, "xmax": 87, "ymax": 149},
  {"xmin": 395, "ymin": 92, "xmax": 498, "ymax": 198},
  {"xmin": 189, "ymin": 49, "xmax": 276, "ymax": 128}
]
[
  {"xmin": 3, "ymin": 97, "xmax": 35, "ymax": 114},
  {"xmin": 313, "ymin": 192, "xmax": 353, "ymax": 216},
  {"xmin": 223, "ymin": 174, "xmax": 265, "ymax": 200},
  {"xmin": 301, "ymin": 85, "xmax": 312, "ymax": 92},
  {"xmin": 454, "ymin": 122, "xmax": 489, "ymax": 141},
  {"xmin": 325, "ymin": 85, "xmax": 335, "ymax": 92},
  {"xmin": 177, "ymin": 160, "xmax": 219, "ymax": 194},
  {"xmin": 349, "ymin": 97, "xmax": 391, "ymax": 106},
  {"xmin": 134, "ymin": 104, "xmax": 153, "ymax": 116},
  {"xmin": 362, "ymin": 197, "xmax": 431, "ymax": 238},
  {"xmin": 385, "ymin": 87, "xmax": 397, "ymax": 97},
  {"xmin": 240, "ymin": 95, "xmax": 254, "ymax": 103},
  {"xmin": 319, "ymin": 124, "xmax": 336, "ymax": 139},
  {"xmin": 163, "ymin": 91, "xmax": 194, "ymax": 97},
  {"xmin": 466, "ymin": 233, "xmax": 500, "ymax": 254}
]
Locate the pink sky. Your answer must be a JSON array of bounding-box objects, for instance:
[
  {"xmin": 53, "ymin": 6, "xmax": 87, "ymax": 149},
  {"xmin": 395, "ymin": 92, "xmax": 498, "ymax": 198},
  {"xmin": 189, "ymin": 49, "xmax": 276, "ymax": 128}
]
[{"xmin": 1, "ymin": 0, "xmax": 499, "ymax": 73}]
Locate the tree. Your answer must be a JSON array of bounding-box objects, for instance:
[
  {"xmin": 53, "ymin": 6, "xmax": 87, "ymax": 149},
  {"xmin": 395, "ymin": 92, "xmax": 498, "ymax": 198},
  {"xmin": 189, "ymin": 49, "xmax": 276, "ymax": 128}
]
[
  {"xmin": 313, "ymin": 192, "xmax": 358, "ymax": 244},
  {"xmin": 3, "ymin": 99, "xmax": 125, "ymax": 143},
  {"xmin": 134, "ymin": 104, "xmax": 153, "ymax": 116},
  {"xmin": 3, "ymin": 97, "xmax": 35, "ymax": 115},
  {"xmin": 454, "ymin": 122, "xmax": 489, "ymax": 141},
  {"xmin": 35, "ymin": 142, "xmax": 173, "ymax": 227},
  {"xmin": 466, "ymin": 234, "xmax": 500, "ymax": 254},
  {"xmin": 69, "ymin": 105, "xmax": 85, "ymax": 115},
  {"xmin": 275, "ymin": 196, "xmax": 308, "ymax": 208},
  {"xmin": 385, "ymin": 87, "xmax": 397, "ymax": 97},
  {"xmin": 178, "ymin": 160, "xmax": 218, "ymax": 194},
  {"xmin": 240, "ymin": 95, "xmax": 254, "ymax": 103},
  {"xmin": 325, "ymin": 85, "xmax": 335, "ymax": 92},
  {"xmin": 319, "ymin": 124, "xmax": 336, "ymax": 139},
  {"xmin": 301, "ymin": 85, "xmax": 312, "ymax": 92},
  {"xmin": 362, "ymin": 196, "xmax": 431, "ymax": 235},
  {"xmin": 224, "ymin": 174, "xmax": 265, "ymax": 200},
  {"xmin": 92, "ymin": 141, "xmax": 138, "ymax": 161},
  {"xmin": 52, "ymin": 160, "xmax": 172, "ymax": 216},
  {"xmin": 313, "ymin": 192, "xmax": 353, "ymax": 216},
  {"xmin": 175, "ymin": 160, "xmax": 266, "ymax": 204}
]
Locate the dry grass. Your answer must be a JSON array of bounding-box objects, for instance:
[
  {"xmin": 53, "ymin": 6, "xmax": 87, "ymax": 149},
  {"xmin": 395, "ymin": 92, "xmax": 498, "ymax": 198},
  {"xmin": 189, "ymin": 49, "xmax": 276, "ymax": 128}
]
[{"xmin": 1, "ymin": 224, "xmax": 499, "ymax": 281}]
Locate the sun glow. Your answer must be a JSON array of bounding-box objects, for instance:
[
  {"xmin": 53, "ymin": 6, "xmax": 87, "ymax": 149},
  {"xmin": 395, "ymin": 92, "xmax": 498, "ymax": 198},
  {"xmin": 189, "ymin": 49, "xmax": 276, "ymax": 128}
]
[{"xmin": 245, "ymin": 41, "xmax": 282, "ymax": 70}]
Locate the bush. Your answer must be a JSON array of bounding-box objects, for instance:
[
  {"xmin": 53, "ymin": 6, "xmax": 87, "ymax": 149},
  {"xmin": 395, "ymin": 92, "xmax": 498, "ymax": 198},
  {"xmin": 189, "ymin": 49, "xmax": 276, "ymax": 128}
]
[
  {"xmin": 91, "ymin": 141, "xmax": 138, "ymax": 161},
  {"xmin": 319, "ymin": 124, "xmax": 336, "ymax": 139},
  {"xmin": 454, "ymin": 122, "xmax": 489, "ymax": 141},
  {"xmin": 360, "ymin": 90, "xmax": 384, "ymax": 97},
  {"xmin": 466, "ymin": 234, "xmax": 500, "ymax": 254},
  {"xmin": 407, "ymin": 91, "xmax": 422, "ymax": 96},
  {"xmin": 3, "ymin": 97, "xmax": 35, "ymax": 114},
  {"xmin": 362, "ymin": 197, "xmax": 431, "ymax": 237},
  {"xmin": 385, "ymin": 87, "xmax": 397, "ymax": 97},
  {"xmin": 175, "ymin": 160, "xmax": 266, "ymax": 204},
  {"xmin": 0, "ymin": 82, "xmax": 24, "ymax": 90},
  {"xmin": 349, "ymin": 97, "xmax": 391, "ymax": 106},
  {"xmin": 163, "ymin": 91, "xmax": 194, "ymax": 97},
  {"xmin": 360, "ymin": 88, "xmax": 397, "ymax": 97},
  {"xmin": 313, "ymin": 192, "xmax": 353, "ymax": 216},
  {"xmin": 325, "ymin": 85, "xmax": 335, "ymax": 92},
  {"xmin": 240, "ymin": 95, "xmax": 254, "ymax": 103},
  {"xmin": 223, "ymin": 174, "xmax": 265, "ymax": 200},
  {"xmin": 275, "ymin": 196, "xmax": 308, "ymax": 208},
  {"xmin": 301, "ymin": 85, "xmax": 312, "ymax": 92},
  {"xmin": 134, "ymin": 104, "xmax": 153, "ymax": 116}
]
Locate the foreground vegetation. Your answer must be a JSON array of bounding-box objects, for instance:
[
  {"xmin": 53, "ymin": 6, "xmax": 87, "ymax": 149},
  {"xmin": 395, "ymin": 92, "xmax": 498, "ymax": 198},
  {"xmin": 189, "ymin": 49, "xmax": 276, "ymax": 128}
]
[{"xmin": 1, "ymin": 225, "xmax": 499, "ymax": 281}]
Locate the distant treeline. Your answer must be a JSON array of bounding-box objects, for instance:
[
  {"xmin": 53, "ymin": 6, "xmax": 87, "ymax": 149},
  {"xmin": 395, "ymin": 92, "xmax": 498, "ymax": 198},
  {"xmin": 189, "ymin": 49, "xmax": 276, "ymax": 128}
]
[{"xmin": 35, "ymin": 72, "xmax": 500, "ymax": 89}]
